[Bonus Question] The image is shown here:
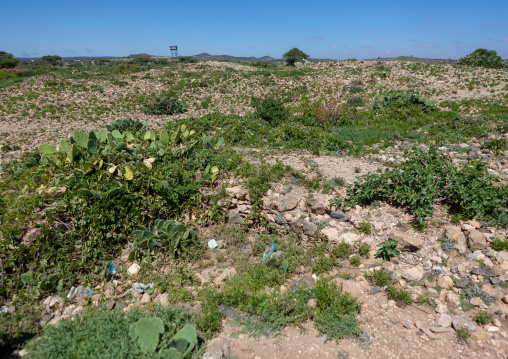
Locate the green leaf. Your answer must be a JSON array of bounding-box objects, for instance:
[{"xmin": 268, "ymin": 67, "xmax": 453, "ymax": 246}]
[
  {"xmin": 105, "ymin": 188, "xmax": 122, "ymax": 198},
  {"xmin": 172, "ymin": 325, "xmax": 197, "ymax": 356},
  {"xmin": 87, "ymin": 139, "xmax": 99, "ymax": 154},
  {"xmin": 111, "ymin": 130, "xmax": 123, "ymax": 139},
  {"xmin": 124, "ymin": 166, "xmax": 134, "ymax": 180},
  {"xmin": 115, "ymin": 142, "xmax": 128, "ymax": 151},
  {"xmin": 160, "ymin": 129, "xmax": 170, "ymax": 145},
  {"xmin": 73, "ymin": 130, "xmax": 89, "ymax": 148},
  {"xmin": 77, "ymin": 189, "xmax": 94, "ymax": 197},
  {"xmin": 129, "ymin": 317, "xmax": 164, "ymax": 353},
  {"xmin": 39, "ymin": 144, "xmax": 58, "ymax": 155}
]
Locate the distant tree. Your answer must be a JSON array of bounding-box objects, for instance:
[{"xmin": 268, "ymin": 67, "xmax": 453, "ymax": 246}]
[
  {"xmin": 0, "ymin": 51, "xmax": 19, "ymax": 68},
  {"xmin": 0, "ymin": 51, "xmax": 14, "ymax": 58},
  {"xmin": 457, "ymin": 49, "xmax": 508, "ymax": 69},
  {"xmin": 282, "ymin": 48, "xmax": 309, "ymax": 67},
  {"xmin": 41, "ymin": 55, "xmax": 63, "ymax": 66}
]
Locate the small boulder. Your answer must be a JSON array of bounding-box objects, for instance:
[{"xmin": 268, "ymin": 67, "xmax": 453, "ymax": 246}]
[
  {"xmin": 127, "ymin": 263, "xmax": 140, "ymax": 276},
  {"xmin": 389, "ymin": 231, "xmax": 423, "ymax": 251},
  {"xmin": 321, "ymin": 227, "xmax": 341, "ymax": 242},
  {"xmin": 401, "ymin": 266, "xmax": 424, "ymax": 281},
  {"xmin": 470, "ymin": 297, "xmax": 483, "ymax": 306},
  {"xmin": 330, "ymin": 210, "xmax": 350, "ymax": 222},
  {"xmin": 311, "ymin": 202, "xmax": 326, "ymax": 215},
  {"xmin": 227, "ymin": 211, "xmax": 243, "ymax": 224},
  {"xmin": 436, "ymin": 313, "xmax": 452, "ymax": 328},
  {"xmin": 437, "ymin": 276, "xmax": 454, "ymax": 289},
  {"xmin": 452, "ymin": 316, "xmax": 477, "ymax": 332},
  {"xmin": 302, "ymin": 222, "xmax": 318, "ymax": 236},
  {"xmin": 274, "ymin": 213, "xmax": 288, "ymax": 225},
  {"xmin": 468, "ymin": 229, "xmax": 488, "ymax": 250}
]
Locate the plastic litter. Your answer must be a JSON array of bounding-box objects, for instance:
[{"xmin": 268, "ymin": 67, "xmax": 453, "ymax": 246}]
[
  {"xmin": 107, "ymin": 263, "xmax": 117, "ymax": 279},
  {"xmin": 208, "ymin": 239, "xmax": 218, "ymax": 250},
  {"xmin": 263, "ymin": 244, "xmax": 282, "ymax": 262},
  {"xmin": 67, "ymin": 285, "xmax": 94, "ymax": 301},
  {"xmin": 132, "ymin": 282, "xmax": 154, "ymax": 294},
  {"xmin": 1, "ymin": 306, "xmax": 10, "ymax": 314}
]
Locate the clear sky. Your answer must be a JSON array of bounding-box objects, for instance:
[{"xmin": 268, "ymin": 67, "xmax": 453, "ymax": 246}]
[{"xmin": 4, "ymin": 0, "xmax": 508, "ymax": 60}]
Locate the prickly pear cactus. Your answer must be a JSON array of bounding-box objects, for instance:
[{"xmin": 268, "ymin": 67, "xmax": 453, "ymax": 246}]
[
  {"xmin": 169, "ymin": 324, "xmax": 197, "ymax": 356},
  {"xmin": 129, "ymin": 317, "xmax": 164, "ymax": 353}
]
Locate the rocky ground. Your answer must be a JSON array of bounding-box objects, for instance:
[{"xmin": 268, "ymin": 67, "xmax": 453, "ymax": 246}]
[{"xmin": 15, "ymin": 147, "xmax": 508, "ymax": 359}]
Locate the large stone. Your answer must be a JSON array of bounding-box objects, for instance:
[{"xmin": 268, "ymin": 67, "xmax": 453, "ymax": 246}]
[
  {"xmin": 389, "ymin": 231, "xmax": 423, "ymax": 251},
  {"xmin": 452, "ymin": 316, "xmax": 477, "ymax": 332},
  {"xmin": 227, "ymin": 211, "xmax": 243, "ymax": 224},
  {"xmin": 311, "ymin": 202, "xmax": 326, "ymax": 215},
  {"xmin": 401, "ymin": 266, "xmax": 424, "ymax": 281},
  {"xmin": 321, "ymin": 227, "xmax": 341, "ymax": 242},
  {"xmin": 445, "ymin": 226, "xmax": 463, "ymax": 240},
  {"xmin": 302, "ymin": 222, "xmax": 318, "ymax": 236},
  {"xmin": 275, "ymin": 197, "xmax": 300, "ymax": 212},
  {"xmin": 470, "ymin": 297, "xmax": 483, "ymax": 306},
  {"xmin": 226, "ymin": 186, "xmax": 248, "ymax": 200},
  {"xmin": 471, "ymin": 267, "xmax": 495, "ymax": 277},
  {"xmin": 468, "ymin": 229, "xmax": 488, "ymax": 250},
  {"xmin": 330, "ymin": 210, "xmax": 350, "ymax": 222},
  {"xmin": 470, "ymin": 328, "xmax": 490, "ymax": 341},
  {"xmin": 127, "ymin": 263, "xmax": 140, "ymax": 276},
  {"xmin": 437, "ymin": 276, "xmax": 454, "ymax": 289}
]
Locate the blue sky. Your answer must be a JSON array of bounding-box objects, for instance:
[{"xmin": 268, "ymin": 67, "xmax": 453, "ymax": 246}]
[{"xmin": 4, "ymin": 0, "xmax": 508, "ymax": 59}]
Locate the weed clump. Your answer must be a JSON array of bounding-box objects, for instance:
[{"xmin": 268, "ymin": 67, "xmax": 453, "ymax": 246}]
[
  {"xmin": 366, "ymin": 269, "xmax": 392, "ymax": 287},
  {"xmin": 386, "ymin": 286, "xmax": 412, "ymax": 304},
  {"xmin": 143, "ymin": 94, "xmax": 187, "ymax": 115},
  {"xmin": 373, "ymin": 93, "xmax": 437, "ymax": 113}
]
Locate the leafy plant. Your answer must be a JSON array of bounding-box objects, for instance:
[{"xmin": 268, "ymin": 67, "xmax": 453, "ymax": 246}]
[
  {"xmin": 107, "ymin": 119, "xmax": 147, "ymax": 133},
  {"xmin": 373, "ymin": 93, "xmax": 437, "ymax": 113},
  {"xmin": 130, "ymin": 219, "xmax": 197, "ymax": 259},
  {"xmin": 25, "ymin": 307, "xmax": 202, "ymax": 359},
  {"xmin": 462, "ymin": 284, "xmax": 497, "ymax": 305},
  {"xmin": 375, "ymin": 240, "xmax": 400, "ymax": 262}
]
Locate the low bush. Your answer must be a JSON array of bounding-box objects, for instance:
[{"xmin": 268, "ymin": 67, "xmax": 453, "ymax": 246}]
[
  {"xmin": 386, "ymin": 286, "xmax": 412, "ymax": 304},
  {"xmin": 457, "ymin": 49, "xmax": 508, "ymax": 69},
  {"xmin": 373, "ymin": 93, "xmax": 437, "ymax": 113},
  {"xmin": 143, "ymin": 94, "xmax": 188, "ymax": 115},
  {"xmin": 252, "ymin": 97, "xmax": 289, "ymax": 125},
  {"xmin": 365, "ymin": 269, "xmax": 392, "ymax": 287}
]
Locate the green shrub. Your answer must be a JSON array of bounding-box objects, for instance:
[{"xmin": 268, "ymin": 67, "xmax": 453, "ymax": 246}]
[
  {"xmin": 373, "ymin": 93, "xmax": 436, "ymax": 113},
  {"xmin": 365, "ymin": 269, "xmax": 392, "ymax": 286},
  {"xmin": 457, "ymin": 49, "xmax": 508, "ymax": 69},
  {"xmin": 157, "ymin": 58, "xmax": 169, "ymax": 65},
  {"xmin": 312, "ymin": 256, "xmax": 336, "ymax": 274},
  {"xmin": 333, "ymin": 240, "xmax": 353, "ymax": 259},
  {"xmin": 143, "ymin": 94, "xmax": 187, "ymax": 115},
  {"xmin": 133, "ymin": 57, "xmax": 151, "ymax": 65},
  {"xmin": 456, "ymin": 328, "xmax": 470, "ymax": 341},
  {"xmin": 357, "ymin": 242, "xmax": 370, "ymax": 258},
  {"xmin": 253, "ymin": 97, "xmax": 289, "ymax": 125},
  {"xmin": 386, "ymin": 286, "xmax": 412, "ymax": 304},
  {"xmin": 349, "ymin": 255, "xmax": 361, "ymax": 267},
  {"xmin": 358, "ymin": 222, "xmax": 371, "ymax": 235},
  {"xmin": 346, "ymin": 96, "xmax": 365, "ymax": 107},
  {"xmin": 475, "ymin": 311, "xmax": 494, "ymax": 325},
  {"xmin": 492, "ymin": 238, "xmax": 508, "ymax": 251}
]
